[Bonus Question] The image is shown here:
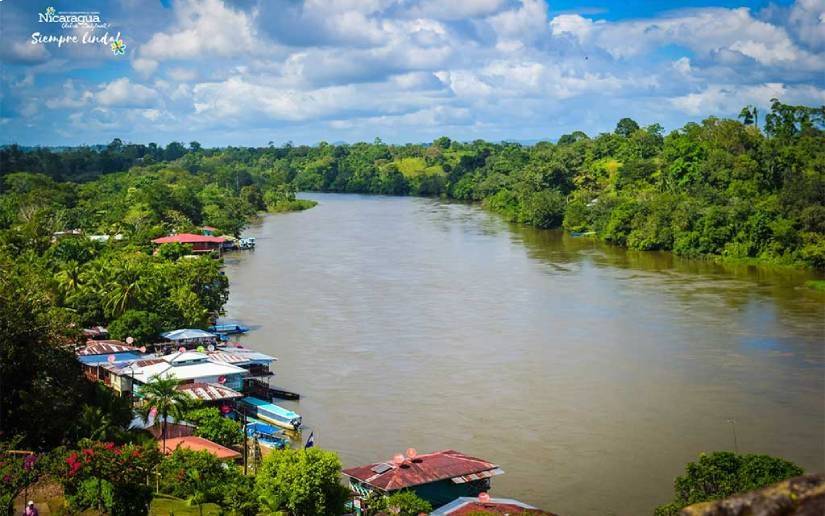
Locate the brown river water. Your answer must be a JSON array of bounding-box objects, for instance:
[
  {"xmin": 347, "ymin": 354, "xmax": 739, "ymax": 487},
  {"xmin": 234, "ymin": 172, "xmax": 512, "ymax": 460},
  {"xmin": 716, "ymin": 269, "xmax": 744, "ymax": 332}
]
[{"xmin": 222, "ymin": 193, "xmax": 824, "ymax": 515}]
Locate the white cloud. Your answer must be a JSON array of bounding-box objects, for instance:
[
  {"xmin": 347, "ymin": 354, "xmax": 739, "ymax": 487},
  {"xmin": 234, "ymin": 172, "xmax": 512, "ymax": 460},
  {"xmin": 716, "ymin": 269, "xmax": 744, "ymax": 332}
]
[
  {"xmin": 167, "ymin": 67, "xmax": 199, "ymax": 82},
  {"xmin": 132, "ymin": 58, "xmax": 159, "ymax": 75},
  {"xmin": 787, "ymin": 0, "xmax": 825, "ymax": 50},
  {"xmin": 409, "ymin": 0, "xmax": 508, "ymax": 20},
  {"xmin": 670, "ymin": 83, "xmax": 825, "ymax": 115},
  {"xmin": 138, "ymin": 0, "xmax": 259, "ymax": 62},
  {"xmin": 46, "ymin": 80, "xmax": 94, "ymax": 109},
  {"xmin": 487, "ymin": 0, "xmax": 549, "ymax": 41},
  {"xmin": 550, "ymin": 7, "xmax": 824, "ymax": 69},
  {"xmin": 95, "ymin": 78, "xmax": 160, "ymax": 108},
  {"xmin": 3, "ymin": 42, "xmax": 51, "ymax": 64}
]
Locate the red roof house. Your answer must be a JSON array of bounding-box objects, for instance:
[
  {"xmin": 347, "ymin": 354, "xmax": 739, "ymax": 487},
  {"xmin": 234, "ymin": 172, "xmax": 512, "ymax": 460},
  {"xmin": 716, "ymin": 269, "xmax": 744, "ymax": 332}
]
[
  {"xmin": 152, "ymin": 233, "xmax": 227, "ymax": 253},
  {"xmin": 432, "ymin": 496, "xmax": 556, "ymax": 515},
  {"xmin": 342, "ymin": 450, "xmax": 504, "ymax": 509},
  {"xmin": 159, "ymin": 435, "xmax": 241, "ymax": 461}
]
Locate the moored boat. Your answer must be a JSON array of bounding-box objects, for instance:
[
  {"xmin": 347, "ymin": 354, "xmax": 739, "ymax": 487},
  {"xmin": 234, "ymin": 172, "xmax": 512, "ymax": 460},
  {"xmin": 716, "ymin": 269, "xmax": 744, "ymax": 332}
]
[
  {"xmin": 209, "ymin": 323, "xmax": 250, "ymax": 334},
  {"xmin": 240, "ymin": 396, "xmax": 302, "ymax": 430},
  {"xmin": 245, "ymin": 417, "xmax": 289, "ymax": 449}
]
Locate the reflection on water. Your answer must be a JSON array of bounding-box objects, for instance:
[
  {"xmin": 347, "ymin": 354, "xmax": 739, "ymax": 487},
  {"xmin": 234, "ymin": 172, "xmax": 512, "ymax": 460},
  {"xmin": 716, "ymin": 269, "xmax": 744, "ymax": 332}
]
[{"xmin": 222, "ymin": 193, "xmax": 824, "ymax": 516}]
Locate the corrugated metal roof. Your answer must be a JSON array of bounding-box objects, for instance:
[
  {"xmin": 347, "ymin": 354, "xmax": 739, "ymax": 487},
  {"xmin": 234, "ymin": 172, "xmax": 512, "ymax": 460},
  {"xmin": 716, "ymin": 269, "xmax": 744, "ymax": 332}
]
[
  {"xmin": 450, "ymin": 467, "xmax": 504, "ymax": 484},
  {"xmin": 177, "ymin": 382, "xmax": 243, "ymax": 401},
  {"xmin": 159, "ymin": 436, "xmax": 240, "ymax": 460},
  {"xmin": 208, "ymin": 350, "xmax": 276, "ymax": 364},
  {"xmin": 342, "ymin": 450, "xmax": 500, "ymax": 492},
  {"xmin": 77, "ymin": 340, "xmax": 136, "ymax": 355},
  {"xmin": 432, "ymin": 497, "xmax": 555, "ymax": 515},
  {"xmin": 152, "ymin": 233, "xmax": 227, "ymax": 244},
  {"xmin": 206, "ymin": 351, "xmax": 250, "ymax": 364}
]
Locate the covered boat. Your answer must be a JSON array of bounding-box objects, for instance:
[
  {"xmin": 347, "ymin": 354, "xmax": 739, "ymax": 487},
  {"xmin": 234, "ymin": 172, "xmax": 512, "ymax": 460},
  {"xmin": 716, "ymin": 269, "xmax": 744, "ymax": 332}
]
[
  {"xmin": 209, "ymin": 323, "xmax": 250, "ymax": 334},
  {"xmin": 240, "ymin": 397, "xmax": 302, "ymax": 430},
  {"xmin": 245, "ymin": 418, "xmax": 289, "ymax": 449}
]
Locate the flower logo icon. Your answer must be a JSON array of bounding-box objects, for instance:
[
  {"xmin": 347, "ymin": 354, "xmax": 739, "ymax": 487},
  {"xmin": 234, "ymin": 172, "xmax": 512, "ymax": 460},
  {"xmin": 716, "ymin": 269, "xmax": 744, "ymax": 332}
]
[
  {"xmin": 45, "ymin": 6, "xmax": 56, "ymax": 15},
  {"xmin": 111, "ymin": 38, "xmax": 126, "ymax": 55}
]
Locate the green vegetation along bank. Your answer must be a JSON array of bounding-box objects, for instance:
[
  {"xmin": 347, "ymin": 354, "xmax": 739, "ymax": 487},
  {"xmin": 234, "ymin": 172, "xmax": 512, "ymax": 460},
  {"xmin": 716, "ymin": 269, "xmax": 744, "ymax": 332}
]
[{"xmin": 3, "ymin": 100, "xmax": 824, "ymax": 269}]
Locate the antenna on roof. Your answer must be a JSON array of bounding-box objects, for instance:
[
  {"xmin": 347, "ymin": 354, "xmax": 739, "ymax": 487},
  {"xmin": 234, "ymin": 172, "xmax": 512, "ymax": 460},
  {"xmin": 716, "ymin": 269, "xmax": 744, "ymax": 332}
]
[{"xmin": 392, "ymin": 454, "xmax": 405, "ymax": 466}]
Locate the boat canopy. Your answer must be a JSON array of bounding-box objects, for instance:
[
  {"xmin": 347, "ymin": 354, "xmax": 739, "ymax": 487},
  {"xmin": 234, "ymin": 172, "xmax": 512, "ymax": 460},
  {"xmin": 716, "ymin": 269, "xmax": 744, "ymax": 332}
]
[
  {"xmin": 161, "ymin": 328, "xmax": 217, "ymax": 341},
  {"xmin": 241, "ymin": 397, "xmax": 299, "ymax": 419}
]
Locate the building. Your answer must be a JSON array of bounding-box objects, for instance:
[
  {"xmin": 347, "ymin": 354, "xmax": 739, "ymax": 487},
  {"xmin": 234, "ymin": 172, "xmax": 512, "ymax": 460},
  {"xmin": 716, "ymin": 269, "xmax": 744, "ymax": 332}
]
[
  {"xmin": 342, "ymin": 449, "xmax": 504, "ymax": 509},
  {"xmin": 105, "ymin": 351, "xmax": 248, "ymax": 398},
  {"xmin": 158, "ymin": 435, "xmax": 241, "ymax": 461},
  {"xmin": 200, "ymin": 226, "xmax": 218, "ymax": 236},
  {"xmin": 151, "ymin": 233, "xmax": 227, "ymax": 253},
  {"xmin": 432, "ymin": 496, "xmax": 556, "ymax": 515},
  {"xmin": 207, "ymin": 348, "xmax": 277, "ymax": 394},
  {"xmin": 76, "ymin": 340, "xmax": 146, "ymax": 389}
]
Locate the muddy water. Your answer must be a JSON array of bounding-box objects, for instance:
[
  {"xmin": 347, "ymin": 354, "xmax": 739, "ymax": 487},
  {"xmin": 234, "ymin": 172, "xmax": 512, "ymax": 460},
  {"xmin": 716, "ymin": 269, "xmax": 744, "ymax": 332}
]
[{"xmin": 222, "ymin": 193, "xmax": 824, "ymax": 515}]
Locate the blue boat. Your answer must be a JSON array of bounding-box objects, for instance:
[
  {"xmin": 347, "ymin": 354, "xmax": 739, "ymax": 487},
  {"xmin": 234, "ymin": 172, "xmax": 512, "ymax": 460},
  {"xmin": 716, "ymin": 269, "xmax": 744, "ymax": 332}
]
[
  {"xmin": 245, "ymin": 418, "xmax": 289, "ymax": 449},
  {"xmin": 240, "ymin": 397, "xmax": 302, "ymax": 430},
  {"xmin": 209, "ymin": 323, "xmax": 250, "ymax": 335}
]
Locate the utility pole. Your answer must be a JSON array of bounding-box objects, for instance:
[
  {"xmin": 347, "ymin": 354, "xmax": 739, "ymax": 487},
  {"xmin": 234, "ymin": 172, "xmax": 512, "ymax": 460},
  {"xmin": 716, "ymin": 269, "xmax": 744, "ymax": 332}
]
[
  {"xmin": 242, "ymin": 406, "xmax": 248, "ymax": 475},
  {"xmin": 727, "ymin": 418, "xmax": 738, "ymax": 453}
]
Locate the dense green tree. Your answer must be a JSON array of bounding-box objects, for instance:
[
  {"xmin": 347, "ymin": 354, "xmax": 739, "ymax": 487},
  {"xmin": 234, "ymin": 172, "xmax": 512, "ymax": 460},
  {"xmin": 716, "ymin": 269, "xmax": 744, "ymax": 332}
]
[
  {"xmin": 0, "ymin": 257, "xmax": 87, "ymax": 449},
  {"xmin": 615, "ymin": 117, "xmax": 641, "ymax": 137},
  {"xmin": 654, "ymin": 451, "xmax": 804, "ymax": 515},
  {"xmin": 108, "ymin": 309, "xmax": 164, "ymax": 343},
  {"xmin": 184, "ymin": 407, "xmax": 243, "ymax": 447},
  {"xmin": 255, "ymin": 448, "xmax": 349, "ymax": 515}
]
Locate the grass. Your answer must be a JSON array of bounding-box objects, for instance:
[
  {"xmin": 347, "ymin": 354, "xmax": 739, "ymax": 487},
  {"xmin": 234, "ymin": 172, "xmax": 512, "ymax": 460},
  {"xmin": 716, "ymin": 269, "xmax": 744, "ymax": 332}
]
[
  {"xmin": 393, "ymin": 157, "xmax": 444, "ymax": 177},
  {"xmin": 804, "ymin": 280, "xmax": 825, "ymax": 292},
  {"xmin": 150, "ymin": 495, "xmax": 222, "ymax": 516},
  {"xmin": 268, "ymin": 198, "xmax": 318, "ymax": 213}
]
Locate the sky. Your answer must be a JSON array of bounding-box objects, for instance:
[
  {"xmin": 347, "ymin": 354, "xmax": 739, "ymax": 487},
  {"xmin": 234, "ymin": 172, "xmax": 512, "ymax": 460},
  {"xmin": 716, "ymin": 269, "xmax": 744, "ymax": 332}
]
[{"xmin": 0, "ymin": 0, "xmax": 823, "ymax": 147}]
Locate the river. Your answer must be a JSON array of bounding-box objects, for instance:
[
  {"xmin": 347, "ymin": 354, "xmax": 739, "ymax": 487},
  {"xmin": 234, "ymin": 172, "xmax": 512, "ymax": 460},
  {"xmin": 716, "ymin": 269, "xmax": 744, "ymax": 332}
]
[{"xmin": 222, "ymin": 192, "xmax": 824, "ymax": 515}]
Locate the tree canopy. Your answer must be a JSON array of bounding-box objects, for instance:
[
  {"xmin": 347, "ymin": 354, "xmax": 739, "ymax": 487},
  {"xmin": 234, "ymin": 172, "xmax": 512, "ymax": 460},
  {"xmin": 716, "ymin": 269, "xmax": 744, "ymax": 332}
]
[
  {"xmin": 3, "ymin": 100, "xmax": 821, "ymax": 268},
  {"xmin": 655, "ymin": 451, "xmax": 804, "ymax": 515}
]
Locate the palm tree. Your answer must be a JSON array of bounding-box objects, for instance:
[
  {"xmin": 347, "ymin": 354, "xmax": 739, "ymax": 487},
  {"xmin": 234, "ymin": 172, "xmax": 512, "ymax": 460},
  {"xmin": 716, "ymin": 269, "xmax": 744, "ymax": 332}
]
[
  {"xmin": 78, "ymin": 405, "xmax": 113, "ymax": 441},
  {"xmin": 137, "ymin": 375, "xmax": 191, "ymax": 452},
  {"xmin": 104, "ymin": 259, "xmax": 149, "ymax": 318}
]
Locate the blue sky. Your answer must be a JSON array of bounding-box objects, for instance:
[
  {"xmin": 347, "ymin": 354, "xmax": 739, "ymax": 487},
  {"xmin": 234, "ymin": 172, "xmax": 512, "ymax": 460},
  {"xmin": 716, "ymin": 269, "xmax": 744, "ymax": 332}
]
[{"xmin": 0, "ymin": 0, "xmax": 823, "ymax": 146}]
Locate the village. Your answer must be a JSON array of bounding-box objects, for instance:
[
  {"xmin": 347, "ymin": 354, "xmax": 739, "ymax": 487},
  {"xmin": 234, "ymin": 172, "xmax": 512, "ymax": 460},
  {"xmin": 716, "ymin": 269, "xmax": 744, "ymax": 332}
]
[{"xmin": 67, "ymin": 229, "xmax": 556, "ymax": 516}]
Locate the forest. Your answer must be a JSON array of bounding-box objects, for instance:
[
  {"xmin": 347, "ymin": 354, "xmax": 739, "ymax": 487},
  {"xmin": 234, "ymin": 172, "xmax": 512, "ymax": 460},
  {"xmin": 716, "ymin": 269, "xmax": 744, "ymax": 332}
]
[{"xmin": 3, "ymin": 100, "xmax": 823, "ymax": 269}]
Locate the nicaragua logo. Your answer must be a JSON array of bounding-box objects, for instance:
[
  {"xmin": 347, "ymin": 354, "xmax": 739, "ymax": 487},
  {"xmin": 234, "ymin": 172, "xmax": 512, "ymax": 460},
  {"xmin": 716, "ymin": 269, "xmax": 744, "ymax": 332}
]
[
  {"xmin": 38, "ymin": 6, "xmax": 102, "ymax": 27},
  {"xmin": 32, "ymin": 6, "xmax": 126, "ymax": 55}
]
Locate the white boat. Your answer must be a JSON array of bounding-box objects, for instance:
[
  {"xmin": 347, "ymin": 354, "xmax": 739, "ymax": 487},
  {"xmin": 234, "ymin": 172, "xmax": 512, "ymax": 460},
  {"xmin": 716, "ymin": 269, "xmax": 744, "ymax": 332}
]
[{"xmin": 240, "ymin": 396, "xmax": 301, "ymax": 430}]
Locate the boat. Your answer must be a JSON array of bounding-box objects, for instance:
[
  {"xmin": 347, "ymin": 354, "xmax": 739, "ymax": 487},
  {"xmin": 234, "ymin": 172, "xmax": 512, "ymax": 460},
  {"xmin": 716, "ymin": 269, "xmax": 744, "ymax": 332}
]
[
  {"xmin": 240, "ymin": 396, "xmax": 302, "ymax": 430},
  {"xmin": 245, "ymin": 417, "xmax": 289, "ymax": 450},
  {"xmin": 208, "ymin": 323, "xmax": 250, "ymax": 334},
  {"xmin": 570, "ymin": 231, "xmax": 596, "ymax": 237},
  {"xmin": 238, "ymin": 237, "xmax": 256, "ymax": 249}
]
